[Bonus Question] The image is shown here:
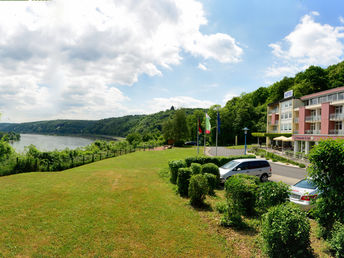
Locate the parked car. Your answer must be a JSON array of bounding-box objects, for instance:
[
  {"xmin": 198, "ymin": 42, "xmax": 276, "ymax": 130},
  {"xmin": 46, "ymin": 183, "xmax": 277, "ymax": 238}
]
[
  {"xmin": 184, "ymin": 141, "xmax": 197, "ymax": 146},
  {"xmin": 219, "ymin": 159, "xmax": 272, "ymax": 183},
  {"xmin": 289, "ymin": 178, "xmax": 319, "ymax": 211}
]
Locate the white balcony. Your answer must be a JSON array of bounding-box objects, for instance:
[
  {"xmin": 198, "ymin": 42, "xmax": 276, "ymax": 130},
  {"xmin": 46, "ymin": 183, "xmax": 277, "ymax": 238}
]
[
  {"xmin": 305, "ymin": 130, "xmax": 321, "ymax": 135},
  {"xmin": 305, "ymin": 116, "xmax": 321, "ymax": 122},
  {"xmin": 330, "ymin": 113, "xmax": 344, "ymax": 121},
  {"xmin": 268, "ymin": 108, "xmax": 279, "ymax": 114},
  {"xmin": 330, "ymin": 129, "xmax": 344, "ymax": 135}
]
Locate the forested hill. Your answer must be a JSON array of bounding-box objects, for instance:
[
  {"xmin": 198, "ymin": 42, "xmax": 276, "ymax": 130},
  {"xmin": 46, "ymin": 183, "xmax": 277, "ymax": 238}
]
[{"xmin": 0, "ymin": 108, "xmax": 202, "ymax": 137}]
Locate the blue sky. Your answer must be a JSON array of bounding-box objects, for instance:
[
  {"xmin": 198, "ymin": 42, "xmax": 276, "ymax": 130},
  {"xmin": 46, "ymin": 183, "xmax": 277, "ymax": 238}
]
[{"xmin": 0, "ymin": 0, "xmax": 344, "ymax": 122}]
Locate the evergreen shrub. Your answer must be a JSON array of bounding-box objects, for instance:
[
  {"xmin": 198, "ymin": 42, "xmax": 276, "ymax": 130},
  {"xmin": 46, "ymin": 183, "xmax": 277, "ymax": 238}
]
[
  {"xmin": 330, "ymin": 221, "xmax": 344, "ymax": 258},
  {"xmin": 220, "ymin": 199, "xmax": 244, "ymax": 228},
  {"xmin": 188, "ymin": 174, "xmax": 208, "ymax": 207},
  {"xmin": 261, "ymin": 203, "xmax": 311, "ymax": 258},
  {"xmin": 204, "ymin": 173, "xmax": 217, "ymax": 195},
  {"xmin": 184, "ymin": 155, "xmax": 255, "ymax": 167},
  {"xmin": 177, "ymin": 167, "xmax": 192, "ymax": 197},
  {"xmin": 190, "ymin": 163, "xmax": 202, "ymax": 175},
  {"xmin": 168, "ymin": 159, "xmax": 186, "ymax": 184},
  {"xmin": 201, "ymin": 163, "xmax": 220, "ymax": 185},
  {"xmin": 225, "ymin": 174, "xmax": 259, "ymax": 216},
  {"xmin": 256, "ymin": 181, "xmax": 290, "ymax": 212}
]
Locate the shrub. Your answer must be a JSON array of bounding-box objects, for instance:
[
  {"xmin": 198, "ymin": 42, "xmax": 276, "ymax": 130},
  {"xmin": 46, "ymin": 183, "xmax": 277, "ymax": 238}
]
[
  {"xmin": 184, "ymin": 155, "xmax": 256, "ymax": 167},
  {"xmin": 261, "ymin": 203, "xmax": 311, "ymax": 258},
  {"xmin": 204, "ymin": 173, "xmax": 217, "ymax": 195},
  {"xmin": 177, "ymin": 167, "xmax": 192, "ymax": 197},
  {"xmin": 215, "ymin": 201, "xmax": 228, "ymax": 214},
  {"xmin": 168, "ymin": 159, "xmax": 186, "ymax": 184},
  {"xmin": 201, "ymin": 163, "xmax": 220, "ymax": 185},
  {"xmin": 220, "ymin": 199, "xmax": 244, "ymax": 228},
  {"xmin": 308, "ymin": 139, "xmax": 344, "ymax": 236},
  {"xmin": 299, "ymin": 163, "xmax": 306, "ymax": 168},
  {"xmin": 330, "ymin": 221, "xmax": 344, "ymax": 258},
  {"xmin": 188, "ymin": 174, "xmax": 208, "ymax": 207},
  {"xmin": 256, "ymin": 181, "xmax": 290, "ymax": 212},
  {"xmin": 190, "ymin": 163, "xmax": 202, "ymax": 175},
  {"xmin": 225, "ymin": 174, "xmax": 259, "ymax": 217}
]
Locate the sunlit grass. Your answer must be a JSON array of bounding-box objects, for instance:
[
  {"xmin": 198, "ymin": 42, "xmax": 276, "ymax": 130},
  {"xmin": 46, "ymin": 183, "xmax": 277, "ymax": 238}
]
[{"xmin": 0, "ymin": 147, "xmax": 229, "ymax": 257}]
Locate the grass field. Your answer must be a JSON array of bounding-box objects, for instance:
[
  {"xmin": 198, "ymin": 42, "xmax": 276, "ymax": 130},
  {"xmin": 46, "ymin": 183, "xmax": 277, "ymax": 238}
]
[
  {"xmin": 0, "ymin": 148, "xmax": 232, "ymax": 257},
  {"xmin": 0, "ymin": 147, "xmax": 330, "ymax": 257}
]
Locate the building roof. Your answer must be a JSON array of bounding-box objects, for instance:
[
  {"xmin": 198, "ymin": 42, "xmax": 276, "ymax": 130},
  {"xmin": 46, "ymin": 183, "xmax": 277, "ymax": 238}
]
[{"xmin": 300, "ymin": 86, "xmax": 344, "ymax": 100}]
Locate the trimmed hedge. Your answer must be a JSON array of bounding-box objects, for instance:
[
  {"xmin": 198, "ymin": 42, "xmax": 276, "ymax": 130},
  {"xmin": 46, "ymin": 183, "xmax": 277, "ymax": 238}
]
[
  {"xmin": 256, "ymin": 181, "xmax": 290, "ymax": 212},
  {"xmin": 201, "ymin": 163, "xmax": 220, "ymax": 185},
  {"xmin": 184, "ymin": 155, "xmax": 256, "ymax": 167},
  {"xmin": 189, "ymin": 174, "xmax": 208, "ymax": 207},
  {"xmin": 330, "ymin": 221, "xmax": 344, "ymax": 258},
  {"xmin": 225, "ymin": 174, "xmax": 259, "ymax": 217},
  {"xmin": 204, "ymin": 173, "xmax": 217, "ymax": 195},
  {"xmin": 190, "ymin": 163, "xmax": 202, "ymax": 175},
  {"xmin": 168, "ymin": 159, "xmax": 186, "ymax": 184},
  {"xmin": 177, "ymin": 167, "xmax": 192, "ymax": 197},
  {"xmin": 261, "ymin": 203, "xmax": 311, "ymax": 258}
]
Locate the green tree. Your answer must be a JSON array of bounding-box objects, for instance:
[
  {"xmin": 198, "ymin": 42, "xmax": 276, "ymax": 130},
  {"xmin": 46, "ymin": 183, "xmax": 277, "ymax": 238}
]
[
  {"xmin": 162, "ymin": 109, "xmax": 189, "ymax": 146},
  {"xmin": 126, "ymin": 132, "xmax": 142, "ymax": 147}
]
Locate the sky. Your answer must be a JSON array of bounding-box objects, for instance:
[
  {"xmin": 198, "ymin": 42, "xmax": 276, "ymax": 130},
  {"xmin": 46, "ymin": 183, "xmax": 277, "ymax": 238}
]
[{"xmin": 0, "ymin": 0, "xmax": 344, "ymax": 123}]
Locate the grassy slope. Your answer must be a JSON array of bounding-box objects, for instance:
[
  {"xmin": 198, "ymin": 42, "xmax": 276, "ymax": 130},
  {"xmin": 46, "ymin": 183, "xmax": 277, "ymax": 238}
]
[{"xmin": 0, "ymin": 148, "xmax": 230, "ymax": 257}]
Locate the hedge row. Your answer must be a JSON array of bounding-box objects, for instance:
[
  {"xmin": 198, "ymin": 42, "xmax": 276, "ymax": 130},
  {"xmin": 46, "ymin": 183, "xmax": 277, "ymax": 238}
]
[{"xmin": 184, "ymin": 155, "xmax": 256, "ymax": 167}]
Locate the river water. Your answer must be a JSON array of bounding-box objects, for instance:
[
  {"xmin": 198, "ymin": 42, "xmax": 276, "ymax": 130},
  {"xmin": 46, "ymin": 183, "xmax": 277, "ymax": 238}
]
[{"xmin": 10, "ymin": 134, "xmax": 95, "ymax": 153}]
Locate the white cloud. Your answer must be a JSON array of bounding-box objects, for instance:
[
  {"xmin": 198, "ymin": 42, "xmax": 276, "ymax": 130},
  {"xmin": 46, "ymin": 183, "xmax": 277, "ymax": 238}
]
[
  {"xmin": 0, "ymin": 0, "xmax": 242, "ymax": 122},
  {"xmin": 340, "ymin": 16, "xmax": 344, "ymax": 24},
  {"xmin": 222, "ymin": 92, "xmax": 239, "ymax": 104},
  {"xmin": 147, "ymin": 96, "xmax": 214, "ymax": 113},
  {"xmin": 198, "ymin": 63, "xmax": 208, "ymax": 71},
  {"xmin": 266, "ymin": 12, "xmax": 344, "ymax": 78}
]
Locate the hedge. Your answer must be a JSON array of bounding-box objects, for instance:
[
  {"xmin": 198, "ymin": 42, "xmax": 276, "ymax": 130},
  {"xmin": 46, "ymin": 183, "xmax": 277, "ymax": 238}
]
[
  {"xmin": 184, "ymin": 155, "xmax": 256, "ymax": 167},
  {"xmin": 168, "ymin": 159, "xmax": 186, "ymax": 184},
  {"xmin": 189, "ymin": 174, "xmax": 208, "ymax": 207},
  {"xmin": 177, "ymin": 167, "xmax": 192, "ymax": 197}
]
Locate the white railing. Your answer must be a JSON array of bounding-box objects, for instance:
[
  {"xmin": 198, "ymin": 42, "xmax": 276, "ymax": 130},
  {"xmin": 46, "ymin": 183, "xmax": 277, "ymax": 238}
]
[
  {"xmin": 330, "ymin": 129, "xmax": 344, "ymax": 135},
  {"xmin": 305, "ymin": 130, "xmax": 321, "ymax": 135},
  {"xmin": 268, "ymin": 108, "xmax": 279, "ymax": 114},
  {"xmin": 305, "ymin": 116, "xmax": 321, "ymax": 122},
  {"xmin": 330, "ymin": 113, "xmax": 344, "ymax": 121}
]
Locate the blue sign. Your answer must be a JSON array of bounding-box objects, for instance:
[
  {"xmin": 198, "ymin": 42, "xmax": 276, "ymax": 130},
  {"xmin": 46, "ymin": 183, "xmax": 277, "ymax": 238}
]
[{"xmin": 284, "ymin": 90, "xmax": 293, "ymax": 99}]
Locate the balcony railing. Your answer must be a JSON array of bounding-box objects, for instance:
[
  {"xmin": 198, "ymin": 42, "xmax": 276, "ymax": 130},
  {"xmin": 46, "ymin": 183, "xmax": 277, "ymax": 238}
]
[
  {"xmin": 268, "ymin": 108, "xmax": 279, "ymax": 114},
  {"xmin": 330, "ymin": 113, "xmax": 344, "ymax": 121},
  {"xmin": 293, "ymin": 130, "xmax": 299, "ymax": 134},
  {"xmin": 294, "ymin": 117, "xmax": 299, "ymax": 123},
  {"xmin": 305, "ymin": 130, "xmax": 321, "ymax": 135},
  {"xmin": 330, "ymin": 129, "xmax": 344, "ymax": 135},
  {"xmin": 305, "ymin": 115, "xmax": 321, "ymax": 122}
]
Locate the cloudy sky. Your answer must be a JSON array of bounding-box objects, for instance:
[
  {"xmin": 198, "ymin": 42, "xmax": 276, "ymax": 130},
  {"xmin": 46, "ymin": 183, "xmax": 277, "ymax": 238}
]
[{"xmin": 0, "ymin": 0, "xmax": 344, "ymax": 122}]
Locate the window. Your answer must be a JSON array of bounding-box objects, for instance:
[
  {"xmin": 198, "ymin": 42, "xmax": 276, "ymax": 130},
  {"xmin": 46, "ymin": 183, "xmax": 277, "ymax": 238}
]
[
  {"xmin": 339, "ymin": 93, "xmax": 344, "ymax": 100},
  {"xmin": 288, "ymin": 112, "xmax": 292, "ymax": 119},
  {"xmin": 335, "ymin": 106, "xmax": 342, "ymax": 114},
  {"xmin": 335, "ymin": 121, "xmax": 342, "ymax": 130}
]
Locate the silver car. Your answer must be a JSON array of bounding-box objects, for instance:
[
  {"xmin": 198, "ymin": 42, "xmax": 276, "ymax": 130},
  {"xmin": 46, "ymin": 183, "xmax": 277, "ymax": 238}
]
[
  {"xmin": 289, "ymin": 178, "xmax": 319, "ymax": 211},
  {"xmin": 219, "ymin": 159, "xmax": 272, "ymax": 183}
]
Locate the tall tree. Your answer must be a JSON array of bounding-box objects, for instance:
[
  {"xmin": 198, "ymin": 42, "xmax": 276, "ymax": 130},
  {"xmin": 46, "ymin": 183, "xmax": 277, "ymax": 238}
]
[{"xmin": 162, "ymin": 109, "xmax": 189, "ymax": 146}]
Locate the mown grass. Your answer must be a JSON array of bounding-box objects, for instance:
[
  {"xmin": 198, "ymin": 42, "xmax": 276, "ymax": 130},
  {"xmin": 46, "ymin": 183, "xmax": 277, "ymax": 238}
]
[
  {"xmin": 226, "ymin": 144, "xmax": 256, "ymax": 149},
  {"xmin": 0, "ymin": 148, "xmax": 231, "ymax": 257}
]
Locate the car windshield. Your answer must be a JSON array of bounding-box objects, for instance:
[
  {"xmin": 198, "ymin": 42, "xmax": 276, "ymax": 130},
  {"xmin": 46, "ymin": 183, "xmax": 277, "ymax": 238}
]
[
  {"xmin": 294, "ymin": 179, "xmax": 317, "ymax": 189},
  {"xmin": 221, "ymin": 160, "xmax": 240, "ymax": 169}
]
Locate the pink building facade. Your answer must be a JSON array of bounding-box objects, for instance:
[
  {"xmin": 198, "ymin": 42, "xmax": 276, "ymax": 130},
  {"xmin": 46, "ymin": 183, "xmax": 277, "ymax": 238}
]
[{"xmin": 267, "ymin": 86, "xmax": 344, "ymax": 154}]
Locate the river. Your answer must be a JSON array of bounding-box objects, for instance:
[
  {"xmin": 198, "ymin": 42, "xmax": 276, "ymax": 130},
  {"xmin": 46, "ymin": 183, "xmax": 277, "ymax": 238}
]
[{"xmin": 10, "ymin": 134, "xmax": 95, "ymax": 153}]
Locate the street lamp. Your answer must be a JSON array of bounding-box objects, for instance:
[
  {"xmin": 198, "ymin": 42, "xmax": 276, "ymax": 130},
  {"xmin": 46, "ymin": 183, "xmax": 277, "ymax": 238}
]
[{"xmin": 243, "ymin": 127, "xmax": 249, "ymax": 155}]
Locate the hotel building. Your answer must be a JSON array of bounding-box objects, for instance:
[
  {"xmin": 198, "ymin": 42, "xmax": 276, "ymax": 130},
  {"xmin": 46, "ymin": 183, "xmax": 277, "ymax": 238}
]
[{"xmin": 266, "ymin": 86, "xmax": 344, "ymax": 155}]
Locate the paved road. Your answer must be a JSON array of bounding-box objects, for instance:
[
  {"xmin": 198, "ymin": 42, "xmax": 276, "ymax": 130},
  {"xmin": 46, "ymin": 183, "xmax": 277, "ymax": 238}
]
[{"xmin": 207, "ymin": 147, "xmax": 307, "ymax": 185}]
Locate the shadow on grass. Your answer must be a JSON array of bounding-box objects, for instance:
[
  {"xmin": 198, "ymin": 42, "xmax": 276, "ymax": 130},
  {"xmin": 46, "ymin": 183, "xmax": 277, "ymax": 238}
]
[{"xmin": 191, "ymin": 202, "xmax": 213, "ymax": 212}]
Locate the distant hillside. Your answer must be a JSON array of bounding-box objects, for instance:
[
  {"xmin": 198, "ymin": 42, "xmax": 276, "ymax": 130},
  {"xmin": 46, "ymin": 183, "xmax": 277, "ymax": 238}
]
[{"xmin": 0, "ymin": 108, "xmax": 203, "ymax": 137}]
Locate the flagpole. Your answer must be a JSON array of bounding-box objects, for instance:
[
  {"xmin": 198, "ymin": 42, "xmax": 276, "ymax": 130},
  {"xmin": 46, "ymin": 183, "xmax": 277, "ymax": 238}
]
[
  {"xmin": 204, "ymin": 114, "xmax": 206, "ymax": 155},
  {"xmin": 197, "ymin": 119, "xmax": 199, "ymax": 155},
  {"xmin": 216, "ymin": 110, "xmax": 218, "ymax": 156}
]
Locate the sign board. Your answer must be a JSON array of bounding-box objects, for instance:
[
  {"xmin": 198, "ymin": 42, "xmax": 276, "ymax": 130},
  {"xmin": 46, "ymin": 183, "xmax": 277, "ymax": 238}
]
[{"xmin": 284, "ymin": 90, "xmax": 293, "ymax": 99}]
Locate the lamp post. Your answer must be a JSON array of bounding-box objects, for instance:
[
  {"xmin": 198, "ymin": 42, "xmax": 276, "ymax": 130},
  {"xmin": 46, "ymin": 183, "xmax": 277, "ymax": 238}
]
[{"xmin": 243, "ymin": 127, "xmax": 249, "ymax": 155}]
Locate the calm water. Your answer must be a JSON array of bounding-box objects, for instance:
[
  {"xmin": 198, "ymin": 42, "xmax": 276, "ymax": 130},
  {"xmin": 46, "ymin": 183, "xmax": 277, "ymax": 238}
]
[{"xmin": 10, "ymin": 134, "xmax": 95, "ymax": 153}]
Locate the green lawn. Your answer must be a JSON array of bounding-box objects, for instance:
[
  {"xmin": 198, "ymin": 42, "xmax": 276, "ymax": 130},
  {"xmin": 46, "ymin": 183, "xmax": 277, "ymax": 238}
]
[{"xmin": 0, "ymin": 148, "xmax": 230, "ymax": 257}]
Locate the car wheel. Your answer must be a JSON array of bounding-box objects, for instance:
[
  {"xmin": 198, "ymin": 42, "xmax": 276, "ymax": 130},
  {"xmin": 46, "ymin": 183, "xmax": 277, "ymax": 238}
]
[{"xmin": 260, "ymin": 173, "xmax": 268, "ymax": 182}]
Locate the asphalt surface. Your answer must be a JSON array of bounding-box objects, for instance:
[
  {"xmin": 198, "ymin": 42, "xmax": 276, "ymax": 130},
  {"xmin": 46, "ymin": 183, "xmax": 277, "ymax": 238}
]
[{"xmin": 207, "ymin": 147, "xmax": 307, "ymax": 185}]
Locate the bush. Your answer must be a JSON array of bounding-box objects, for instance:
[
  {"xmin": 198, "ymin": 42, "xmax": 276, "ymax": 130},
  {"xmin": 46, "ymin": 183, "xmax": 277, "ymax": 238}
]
[
  {"xmin": 220, "ymin": 200, "xmax": 244, "ymax": 228},
  {"xmin": 299, "ymin": 163, "xmax": 306, "ymax": 168},
  {"xmin": 308, "ymin": 139, "xmax": 344, "ymax": 236},
  {"xmin": 190, "ymin": 163, "xmax": 202, "ymax": 175},
  {"xmin": 184, "ymin": 155, "xmax": 256, "ymax": 167},
  {"xmin": 201, "ymin": 163, "xmax": 220, "ymax": 185},
  {"xmin": 225, "ymin": 174, "xmax": 259, "ymax": 217},
  {"xmin": 330, "ymin": 221, "xmax": 344, "ymax": 258},
  {"xmin": 177, "ymin": 167, "xmax": 192, "ymax": 197},
  {"xmin": 261, "ymin": 203, "xmax": 312, "ymax": 258},
  {"xmin": 168, "ymin": 159, "xmax": 186, "ymax": 184},
  {"xmin": 215, "ymin": 201, "xmax": 228, "ymax": 214},
  {"xmin": 188, "ymin": 174, "xmax": 208, "ymax": 207},
  {"xmin": 256, "ymin": 181, "xmax": 290, "ymax": 212},
  {"xmin": 204, "ymin": 173, "xmax": 217, "ymax": 195}
]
